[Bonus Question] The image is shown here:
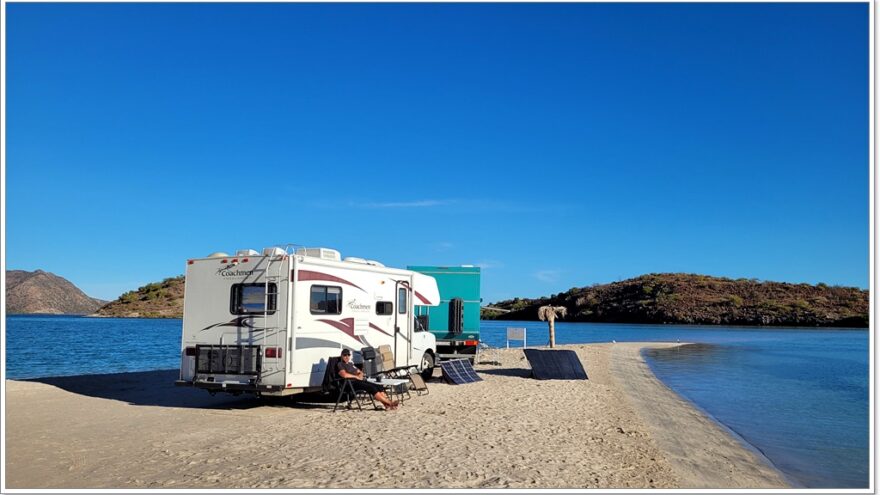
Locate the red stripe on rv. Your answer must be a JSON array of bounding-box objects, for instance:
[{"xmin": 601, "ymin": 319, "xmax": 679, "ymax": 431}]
[
  {"xmin": 297, "ymin": 270, "xmax": 365, "ymax": 292},
  {"xmin": 369, "ymin": 323, "xmax": 392, "ymax": 337},
  {"xmin": 414, "ymin": 290, "xmax": 432, "ymax": 305},
  {"xmin": 317, "ymin": 318, "xmax": 356, "ymax": 338}
]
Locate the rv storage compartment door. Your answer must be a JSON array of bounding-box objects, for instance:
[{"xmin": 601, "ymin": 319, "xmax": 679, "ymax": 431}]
[{"xmin": 196, "ymin": 345, "xmax": 261, "ymax": 375}]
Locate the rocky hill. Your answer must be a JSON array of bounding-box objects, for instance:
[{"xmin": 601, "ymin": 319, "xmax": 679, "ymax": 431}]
[
  {"xmin": 483, "ymin": 273, "xmax": 868, "ymax": 327},
  {"xmin": 93, "ymin": 276, "xmax": 185, "ymax": 318},
  {"xmin": 6, "ymin": 270, "xmax": 106, "ymax": 315}
]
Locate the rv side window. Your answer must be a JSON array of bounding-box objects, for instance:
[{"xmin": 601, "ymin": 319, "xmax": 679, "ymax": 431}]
[
  {"xmin": 231, "ymin": 283, "xmax": 276, "ymax": 315},
  {"xmin": 376, "ymin": 301, "xmax": 393, "ymax": 315},
  {"xmin": 310, "ymin": 285, "xmax": 342, "ymax": 314},
  {"xmin": 398, "ymin": 288, "xmax": 407, "ymax": 314}
]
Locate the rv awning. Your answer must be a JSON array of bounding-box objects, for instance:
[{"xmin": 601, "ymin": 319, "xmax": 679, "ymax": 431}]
[{"xmin": 411, "ymin": 272, "xmax": 440, "ymax": 306}]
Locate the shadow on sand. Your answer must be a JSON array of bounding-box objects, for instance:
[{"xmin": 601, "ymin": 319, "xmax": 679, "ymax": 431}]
[
  {"xmin": 22, "ymin": 369, "xmax": 338, "ymax": 410},
  {"xmin": 476, "ymin": 368, "xmax": 533, "ymax": 378}
]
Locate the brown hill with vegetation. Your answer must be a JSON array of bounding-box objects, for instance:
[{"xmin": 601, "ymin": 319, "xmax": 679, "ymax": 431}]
[
  {"xmin": 6, "ymin": 270, "xmax": 106, "ymax": 315},
  {"xmin": 483, "ymin": 273, "xmax": 868, "ymax": 327},
  {"xmin": 94, "ymin": 276, "xmax": 184, "ymax": 318}
]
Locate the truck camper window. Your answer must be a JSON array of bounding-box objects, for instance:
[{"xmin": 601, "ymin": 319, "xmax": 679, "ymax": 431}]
[
  {"xmin": 376, "ymin": 301, "xmax": 393, "ymax": 315},
  {"xmin": 310, "ymin": 285, "xmax": 342, "ymax": 314},
  {"xmin": 398, "ymin": 288, "xmax": 407, "ymax": 314},
  {"xmin": 231, "ymin": 283, "xmax": 276, "ymax": 315}
]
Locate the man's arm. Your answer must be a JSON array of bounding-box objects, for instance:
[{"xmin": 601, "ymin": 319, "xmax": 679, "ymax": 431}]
[{"xmin": 338, "ymin": 367, "xmax": 364, "ymax": 380}]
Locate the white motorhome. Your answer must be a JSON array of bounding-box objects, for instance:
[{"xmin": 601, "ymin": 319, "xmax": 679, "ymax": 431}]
[{"xmin": 176, "ymin": 246, "xmax": 440, "ymax": 397}]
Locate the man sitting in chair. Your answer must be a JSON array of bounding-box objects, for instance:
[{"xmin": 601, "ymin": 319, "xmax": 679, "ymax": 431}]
[{"xmin": 337, "ymin": 349, "xmax": 399, "ymax": 411}]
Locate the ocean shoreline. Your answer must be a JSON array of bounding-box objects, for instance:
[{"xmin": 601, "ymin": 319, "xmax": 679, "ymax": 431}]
[{"xmin": 641, "ymin": 345, "xmax": 800, "ymax": 488}]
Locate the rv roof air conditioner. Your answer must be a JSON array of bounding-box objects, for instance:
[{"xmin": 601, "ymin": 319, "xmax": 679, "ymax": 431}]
[
  {"xmin": 207, "ymin": 252, "xmax": 229, "ymax": 258},
  {"xmin": 262, "ymin": 247, "xmax": 286, "ymax": 257},
  {"xmin": 236, "ymin": 249, "xmax": 259, "ymax": 256},
  {"xmin": 365, "ymin": 260, "xmax": 385, "ymax": 267},
  {"xmin": 295, "ymin": 247, "xmax": 342, "ymax": 262}
]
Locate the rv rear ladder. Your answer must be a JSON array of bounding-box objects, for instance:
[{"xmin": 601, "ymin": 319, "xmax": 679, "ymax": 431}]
[{"xmin": 263, "ymin": 253, "xmax": 286, "ymax": 380}]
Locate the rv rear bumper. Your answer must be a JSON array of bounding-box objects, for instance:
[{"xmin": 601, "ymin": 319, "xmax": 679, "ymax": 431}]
[
  {"xmin": 174, "ymin": 379, "xmax": 284, "ymax": 393},
  {"xmin": 436, "ymin": 340, "xmax": 478, "ymax": 361}
]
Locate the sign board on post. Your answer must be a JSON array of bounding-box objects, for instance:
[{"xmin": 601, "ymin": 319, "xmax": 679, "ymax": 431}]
[{"xmin": 506, "ymin": 327, "xmax": 527, "ymax": 348}]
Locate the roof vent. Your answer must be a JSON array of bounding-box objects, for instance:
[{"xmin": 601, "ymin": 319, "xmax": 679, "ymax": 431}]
[
  {"xmin": 344, "ymin": 256, "xmax": 368, "ymax": 264},
  {"xmin": 365, "ymin": 260, "xmax": 385, "ymax": 267},
  {"xmin": 262, "ymin": 247, "xmax": 286, "ymax": 256},
  {"xmin": 295, "ymin": 247, "xmax": 342, "ymax": 262},
  {"xmin": 236, "ymin": 249, "xmax": 259, "ymax": 256},
  {"xmin": 207, "ymin": 252, "xmax": 229, "ymax": 258}
]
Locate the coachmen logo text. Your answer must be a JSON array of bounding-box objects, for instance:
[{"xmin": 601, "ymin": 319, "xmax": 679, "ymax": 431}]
[
  {"xmin": 218, "ymin": 269, "xmax": 255, "ymax": 277},
  {"xmin": 347, "ymin": 299, "xmax": 371, "ymax": 312}
]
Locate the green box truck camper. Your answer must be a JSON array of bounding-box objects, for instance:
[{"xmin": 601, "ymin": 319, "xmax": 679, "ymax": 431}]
[{"xmin": 407, "ymin": 265, "xmax": 480, "ymax": 363}]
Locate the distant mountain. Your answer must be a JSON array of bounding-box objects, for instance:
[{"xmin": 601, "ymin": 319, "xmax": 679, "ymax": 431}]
[
  {"xmin": 6, "ymin": 270, "xmax": 107, "ymax": 315},
  {"xmin": 93, "ymin": 276, "xmax": 184, "ymax": 318},
  {"xmin": 482, "ymin": 273, "xmax": 868, "ymax": 327}
]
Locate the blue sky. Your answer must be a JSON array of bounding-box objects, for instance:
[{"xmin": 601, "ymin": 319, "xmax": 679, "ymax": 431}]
[{"xmin": 5, "ymin": 3, "xmax": 870, "ymax": 303}]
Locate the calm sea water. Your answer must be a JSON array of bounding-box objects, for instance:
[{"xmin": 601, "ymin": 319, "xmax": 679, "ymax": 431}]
[
  {"xmin": 4, "ymin": 316, "xmax": 869, "ymax": 488},
  {"xmin": 5, "ymin": 315, "xmax": 182, "ymax": 378}
]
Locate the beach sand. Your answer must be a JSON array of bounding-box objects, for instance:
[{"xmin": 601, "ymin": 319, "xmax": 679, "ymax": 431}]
[{"xmin": 4, "ymin": 343, "xmax": 789, "ymax": 489}]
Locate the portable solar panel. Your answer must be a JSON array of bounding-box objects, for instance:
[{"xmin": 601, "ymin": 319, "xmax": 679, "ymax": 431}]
[
  {"xmin": 523, "ymin": 349, "xmax": 588, "ymax": 380},
  {"xmin": 441, "ymin": 359, "xmax": 483, "ymax": 384}
]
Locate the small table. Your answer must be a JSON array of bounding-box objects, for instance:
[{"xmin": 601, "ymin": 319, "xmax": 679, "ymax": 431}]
[{"xmin": 366, "ymin": 378, "xmax": 410, "ymax": 402}]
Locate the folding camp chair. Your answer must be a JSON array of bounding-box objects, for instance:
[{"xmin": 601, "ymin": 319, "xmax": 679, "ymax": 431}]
[
  {"xmin": 407, "ymin": 371, "xmax": 429, "ymax": 396},
  {"xmin": 323, "ymin": 356, "xmax": 378, "ymax": 412}
]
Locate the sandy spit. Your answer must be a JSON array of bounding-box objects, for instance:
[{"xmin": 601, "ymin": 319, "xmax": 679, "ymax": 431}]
[{"xmin": 4, "ymin": 343, "xmax": 788, "ymax": 489}]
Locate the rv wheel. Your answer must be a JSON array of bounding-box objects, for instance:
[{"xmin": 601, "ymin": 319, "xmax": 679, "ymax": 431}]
[{"xmin": 420, "ymin": 352, "xmax": 434, "ymax": 381}]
